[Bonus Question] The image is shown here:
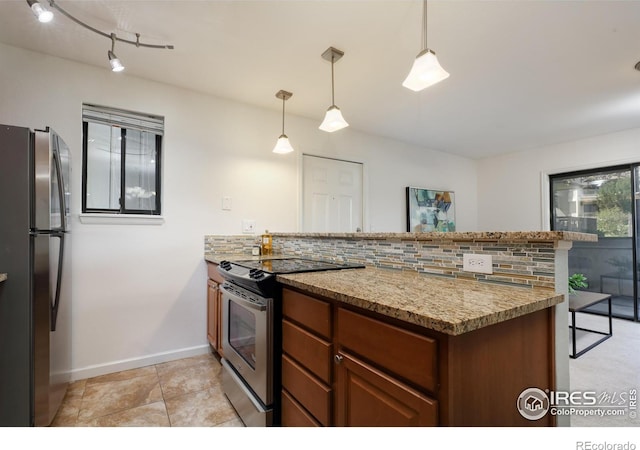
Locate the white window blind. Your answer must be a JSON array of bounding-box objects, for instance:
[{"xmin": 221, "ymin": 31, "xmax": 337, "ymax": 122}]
[{"xmin": 82, "ymin": 104, "xmax": 164, "ymax": 136}]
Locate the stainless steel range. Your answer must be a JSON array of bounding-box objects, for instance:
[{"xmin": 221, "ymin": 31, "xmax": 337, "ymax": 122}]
[{"xmin": 217, "ymin": 257, "xmax": 364, "ymax": 427}]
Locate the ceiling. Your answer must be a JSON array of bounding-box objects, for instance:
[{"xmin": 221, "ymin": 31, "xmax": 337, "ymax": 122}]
[{"xmin": 2, "ymin": 0, "xmax": 640, "ymax": 159}]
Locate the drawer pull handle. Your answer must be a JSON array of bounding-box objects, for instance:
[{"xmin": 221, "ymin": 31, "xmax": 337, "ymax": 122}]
[{"xmin": 334, "ymin": 354, "xmax": 344, "ymax": 364}]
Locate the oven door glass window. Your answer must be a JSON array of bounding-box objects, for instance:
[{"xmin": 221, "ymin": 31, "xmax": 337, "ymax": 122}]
[{"xmin": 228, "ymin": 301, "xmax": 257, "ymax": 369}]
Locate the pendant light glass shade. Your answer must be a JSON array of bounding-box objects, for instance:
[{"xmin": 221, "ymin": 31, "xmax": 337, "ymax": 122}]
[
  {"xmin": 402, "ymin": 49, "xmax": 449, "ymax": 91},
  {"xmin": 273, "ymin": 90, "xmax": 294, "ymax": 154},
  {"xmin": 403, "ymin": 0, "xmax": 449, "ymax": 92},
  {"xmin": 319, "ymin": 47, "xmax": 348, "ymax": 133},
  {"xmin": 319, "ymin": 105, "xmax": 349, "ymax": 132},
  {"xmin": 272, "ymin": 135, "xmax": 294, "ymax": 154}
]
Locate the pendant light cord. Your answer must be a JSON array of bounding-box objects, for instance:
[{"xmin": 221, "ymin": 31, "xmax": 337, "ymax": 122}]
[
  {"xmin": 331, "ymin": 55, "xmax": 336, "ymax": 106},
  {"xmin": 281, "ymin": 96, "xmax": 285, "ymax": 135},
  {"xmin": 422, "ymin": 0, "xmax": 428, "ymax": 50}
]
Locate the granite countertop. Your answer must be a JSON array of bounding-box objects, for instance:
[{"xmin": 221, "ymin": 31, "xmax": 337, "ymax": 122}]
[
  {"xmin": 204, "ymin": 252, "xmax": 564, "ymax": 336},
  {"xmin": 271, "ymin": 231, "xmax": 597, "ymax": 242},
  {"xmin": 0, "ymin": 273, "xmax": 6, "ymax": 283},
  {"xmin": 276, "ymin": 267, "xmax": 563, "ymax": 336}
]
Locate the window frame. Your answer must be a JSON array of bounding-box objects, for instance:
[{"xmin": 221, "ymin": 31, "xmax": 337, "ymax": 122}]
[
  {"xmin": 549, "ymin": 164, "xmax": 631, "ymax": 235},
  {"xmin": 81, "ymin": 115, "xmax": 162, "ymax": 216}
]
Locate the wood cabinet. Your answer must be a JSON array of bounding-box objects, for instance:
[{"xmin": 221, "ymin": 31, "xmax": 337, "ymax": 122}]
[
  {"xmin": 280, "ymin": 288, "xmax": 439, "ymax": 427},
  {"xmin": 281, "ymin": 286, "xmax": 556, "ymax": 427},
  {"xmin": 334, "ymin": 306, "xmax": 439, "ymax": 426},
  {"xmin": 281, "ymin": 289, "xmax": 333, "ymax": 426},
  {"xmin": 206, "ymin": 262, "xmax": 224, "ymax": 357},
  {"xmin": 335, "ymin": 351, "xmax": 438, "ymax": 427}
]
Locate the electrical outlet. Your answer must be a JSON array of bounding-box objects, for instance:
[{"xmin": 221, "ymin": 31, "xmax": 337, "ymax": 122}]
[
  {"xmin": 242, "ymin": 219, "xmax": 256, "ymax": 234},
  {"xmin": 462, "ymin": 254, "xmax": 493, "ymax": 274}
]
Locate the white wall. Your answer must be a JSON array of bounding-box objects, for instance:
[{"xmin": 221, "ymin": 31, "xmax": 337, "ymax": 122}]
[
  {"xmin": 0, "ymin": 43, "xmax": 478, "ymax": 378},
  {"xmin": 476, "ymin": 123, "xmax": 640, "ymax": 428},
  {"xmin": 477, "ymin": 127, "xmax": 640, "ymax": 231}
]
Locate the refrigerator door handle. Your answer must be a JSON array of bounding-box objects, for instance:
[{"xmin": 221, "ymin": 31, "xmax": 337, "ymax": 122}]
[
  {"xmin": 52, "ymin": 147, "xmax": 67, "ymax": 232},
  {"xmin": 50, "ymin": 233, "xmax": 64, "ymax": 332}
]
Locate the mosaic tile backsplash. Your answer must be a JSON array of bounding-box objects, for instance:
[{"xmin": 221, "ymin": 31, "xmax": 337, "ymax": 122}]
[{"xmin": 204, "ymin": 233, "xmax": 573, "ymax": 289}]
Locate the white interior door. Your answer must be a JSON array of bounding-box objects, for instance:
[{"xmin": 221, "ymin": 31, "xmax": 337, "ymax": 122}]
[{"xmin": 302, "ymin": 155, "xmax": 363, "ymax": 232}]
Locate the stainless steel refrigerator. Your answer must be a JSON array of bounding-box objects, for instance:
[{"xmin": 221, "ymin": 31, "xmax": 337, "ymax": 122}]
[{"xmin": 0, "ymin": 124, "xmax": 72, "ymax": 426}]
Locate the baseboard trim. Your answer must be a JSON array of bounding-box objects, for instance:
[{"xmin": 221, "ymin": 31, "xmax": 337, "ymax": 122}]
[{"xmin": 70, "ymin": 345, "xmax": 211, "ymax": 381}]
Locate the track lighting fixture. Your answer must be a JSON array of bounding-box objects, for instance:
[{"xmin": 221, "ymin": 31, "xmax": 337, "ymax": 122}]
[
  {"xmin": 26, "ymin": 0, "xmax": 173, "ymax": 72},
  {"xmin": 319, "ymin": 47, "xmax": 349, "ymax": 133},
  {"xmin": 108, "ymin": 33, "xmax": 125, "ymax": 72},
  {"xmin": 273, "ymin": 90, "xmax": 294, "ymax": 154},
  {"xmin": 403, "ymin": 0, "xmax": 449, "ymax": 91},
  {"xmin": 26, "ymin": 0, "xmax": 53, "ymax": 23}
]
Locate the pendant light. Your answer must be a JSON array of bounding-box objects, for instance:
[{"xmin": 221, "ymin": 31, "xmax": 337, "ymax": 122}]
[
  {"xmin": 319, "ymin": 47, "xmax": 349, "ymax": 132},
  {"xmin": 108, "ymin": 33, "xmax": 125, "ymax": 72},
  {"xmin": 402, "ymin": 0, "xmax": 449, "ymax": 92},
  {"xmin": 26, "ymin": 0, "xmax": 53, "ymax": 23},
  {"xmin": 273, "ymin": 90, "xmax": 294, "ymax": 154}
]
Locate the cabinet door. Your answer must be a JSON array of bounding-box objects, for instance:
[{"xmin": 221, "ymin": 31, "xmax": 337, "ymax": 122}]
[
  {"xmin": 335, "ymin": 351, "xmax": 438, "ymax": 427},
  {"xmin": 207, "ymin": 280, "xmax": 219, "ymax": 350}
]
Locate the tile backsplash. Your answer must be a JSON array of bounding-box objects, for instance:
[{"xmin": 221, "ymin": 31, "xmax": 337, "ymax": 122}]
[
  {"xmin": 205, "ymin": 234, "xmax": 559, "ymax": 289},
  {"xmin": 204, "ymin": 235, "xmax": 258, "ymax": 255}
]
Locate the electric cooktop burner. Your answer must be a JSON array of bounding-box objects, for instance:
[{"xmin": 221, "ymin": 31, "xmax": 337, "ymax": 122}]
[{"xmin": 231, "ymin": 258, "xmax": 365, "ymax": 274}]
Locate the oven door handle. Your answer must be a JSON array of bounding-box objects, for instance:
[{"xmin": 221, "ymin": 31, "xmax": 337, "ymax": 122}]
[{"xmin": 221, "ymin": 286, "xmax": 267, "ymax": 312}]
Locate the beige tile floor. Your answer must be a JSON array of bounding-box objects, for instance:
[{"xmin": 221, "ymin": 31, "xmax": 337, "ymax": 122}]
[{"xmin": 51, "ymin": 351, "xmax": 244, "ymax": 427}]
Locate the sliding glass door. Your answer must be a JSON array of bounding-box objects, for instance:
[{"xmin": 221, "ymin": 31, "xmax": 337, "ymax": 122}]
[{"xmin": 551, "ymin": 165, "xmax": 639, "ymax": 321}]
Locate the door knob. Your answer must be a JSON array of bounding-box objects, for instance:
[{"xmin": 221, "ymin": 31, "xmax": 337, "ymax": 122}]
[{"xmin": 334, "ymin": 354, "xmax": 344, "ymax": 364}]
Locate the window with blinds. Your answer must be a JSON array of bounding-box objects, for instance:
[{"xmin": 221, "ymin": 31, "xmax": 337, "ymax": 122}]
[{"xmin": 82, "ymin": 104, "xmax": 163, "ymax": 215}]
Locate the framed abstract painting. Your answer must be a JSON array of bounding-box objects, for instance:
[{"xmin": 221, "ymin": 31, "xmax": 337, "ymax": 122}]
[{"xmin": 406, "ymin": 187, "xmax": 456, "ymax": 232}]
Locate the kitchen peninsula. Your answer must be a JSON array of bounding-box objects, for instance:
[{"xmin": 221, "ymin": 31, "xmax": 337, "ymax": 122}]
[{"xmin": 205, "ymin": 231, "xmax": 597, "ymax": 426}]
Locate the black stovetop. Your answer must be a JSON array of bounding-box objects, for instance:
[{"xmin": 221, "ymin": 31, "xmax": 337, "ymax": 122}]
[
  {"xmin": 231, "ymin": 257, "xmax": 364, "ymax": 274},
  {"xmin": 217, "ymin": 257, "xmax": 364, "ymax": 297}
]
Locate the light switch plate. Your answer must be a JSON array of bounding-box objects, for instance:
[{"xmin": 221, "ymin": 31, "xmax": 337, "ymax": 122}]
[
  {"xmin": 462, "ymin": 254, "xmax": 493, "ymax": 274},
  {"xmin": 222, "ymin": 196, "xmax": 232, "ymax": 211}
]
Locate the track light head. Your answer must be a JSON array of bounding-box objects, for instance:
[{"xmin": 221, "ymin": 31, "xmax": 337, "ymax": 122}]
[
  {"xmin": 27, "ymin": 0, "xmax": 53, "ymax": 23},
  {"xmin": 108, "ymin": 33, "xmax": 125, "ymax": 72},
  {"xmin": 108, "ymin": 50, "xmax": 124, "ymax": 72}
]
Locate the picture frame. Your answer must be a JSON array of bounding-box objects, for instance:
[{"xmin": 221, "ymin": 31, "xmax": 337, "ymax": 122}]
[{"xmin": 406, "ymin": 187, "xmax": 456, "ymax": 232}]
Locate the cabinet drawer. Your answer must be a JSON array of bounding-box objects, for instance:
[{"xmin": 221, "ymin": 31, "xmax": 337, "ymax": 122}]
[
  {"xmin": 206, "ymin": 262, "xmax": 224, "ymax": 284},
  {"xmin": 337, "ymin": 307, "xmax": 438, "ymax": 393},
  {"xmin": 282, "ymin": 354, "xmax": 331, "ymax": 426},
  {"xmin": 283, "ymin": 288, "xmax": 331, "ymax": 339},
  {"xmin": 281, "ymin": 389, "xmax": 321, "ymax": 427},
  {"xmin": 282, "ymin": 319, "xmax": 332, "ymax": 384}
]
